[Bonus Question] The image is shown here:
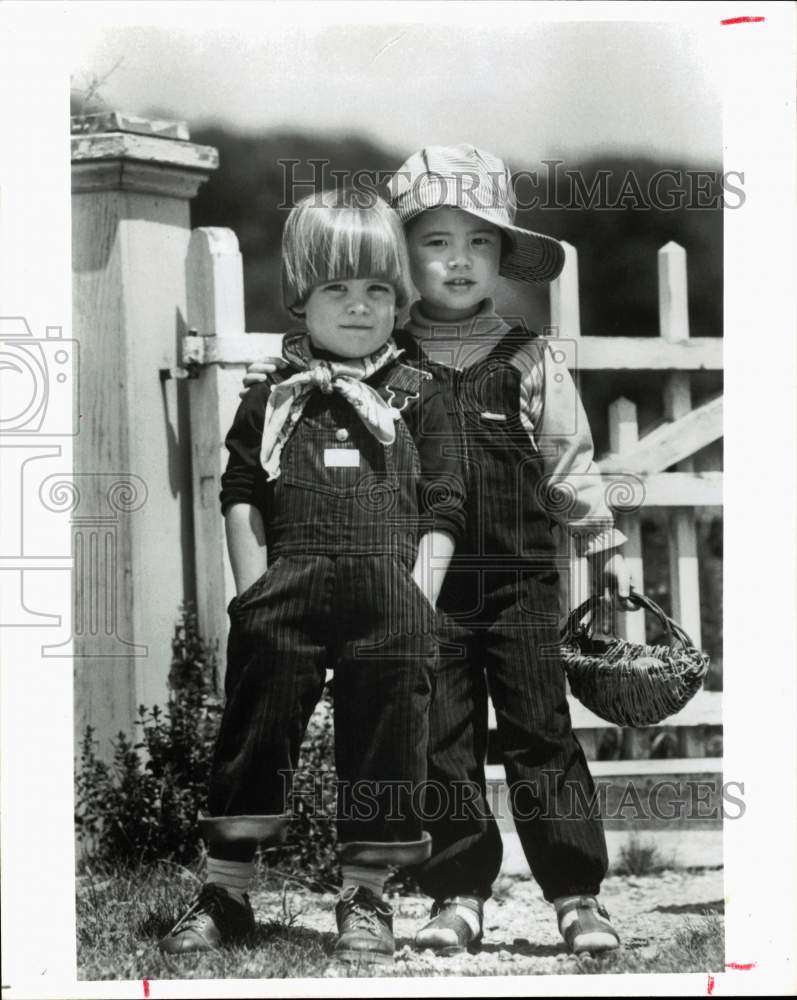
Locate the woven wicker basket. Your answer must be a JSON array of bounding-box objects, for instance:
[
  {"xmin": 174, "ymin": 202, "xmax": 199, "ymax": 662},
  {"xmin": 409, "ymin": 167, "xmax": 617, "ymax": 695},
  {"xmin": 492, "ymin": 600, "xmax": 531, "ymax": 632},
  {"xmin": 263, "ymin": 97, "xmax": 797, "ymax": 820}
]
[{"xmin": 560, "ymin": 589, "xmax": 710, "ymax": 727}]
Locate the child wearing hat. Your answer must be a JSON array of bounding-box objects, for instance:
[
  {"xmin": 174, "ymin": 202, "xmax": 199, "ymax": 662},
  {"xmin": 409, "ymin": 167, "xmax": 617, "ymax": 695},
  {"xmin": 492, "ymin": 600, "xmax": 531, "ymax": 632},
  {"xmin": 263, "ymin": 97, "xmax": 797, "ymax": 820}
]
[
  {"xmin": 159, "ymin": 190, "xmax": 466, "ymax": 966},
  {"xmin": 386, "ymin": 144, "xmax": 632, "ymax": 956},
  {"xmin": 242, "ymin": 146, "xmax": 634, "ymax": 957}
]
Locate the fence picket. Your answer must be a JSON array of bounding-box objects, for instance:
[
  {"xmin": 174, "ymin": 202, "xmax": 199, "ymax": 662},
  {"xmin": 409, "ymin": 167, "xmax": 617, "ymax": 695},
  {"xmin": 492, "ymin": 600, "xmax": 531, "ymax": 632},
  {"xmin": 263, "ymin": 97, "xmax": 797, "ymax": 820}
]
[
  {"xmin": 658, "ymin": 241, "xmax": 690, "ymax": 343},
  {"xmin": 608, "ymin": 397, "xmax": 647, "ymax": 643},
  {"xmin": 659, "ymin": 242, "xmax": 703, "ymax": 647},
  {"xmin": 186, "ymin": 228, "xmax": 248, "ymax": 679},
  {"xmin": 549, "ymin": 240, "xmax": 581, "ymax": 339}
]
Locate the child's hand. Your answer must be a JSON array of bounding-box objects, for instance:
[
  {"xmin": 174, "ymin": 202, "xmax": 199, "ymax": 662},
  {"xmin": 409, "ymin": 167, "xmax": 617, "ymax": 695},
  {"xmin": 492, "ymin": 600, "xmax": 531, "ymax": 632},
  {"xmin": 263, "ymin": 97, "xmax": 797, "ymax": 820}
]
[
  {"xmin": 240, "ymin": 359, "xmax": 287, "ymax": 397},
  {"xmin": 588, "ymin": 550, "xmax": 636, "ymax": 611}
]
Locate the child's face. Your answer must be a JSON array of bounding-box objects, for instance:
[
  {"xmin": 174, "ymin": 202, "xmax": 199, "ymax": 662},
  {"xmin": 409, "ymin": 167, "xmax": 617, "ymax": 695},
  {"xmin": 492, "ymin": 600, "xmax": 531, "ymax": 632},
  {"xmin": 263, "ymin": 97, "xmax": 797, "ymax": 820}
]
[
  {"xmin": 302, "ymin": 278, "xmax": 396, "ymax": 359},
  {"xmin": 406, "ymin": 206, "xmax": 502, "ymax": 322}
]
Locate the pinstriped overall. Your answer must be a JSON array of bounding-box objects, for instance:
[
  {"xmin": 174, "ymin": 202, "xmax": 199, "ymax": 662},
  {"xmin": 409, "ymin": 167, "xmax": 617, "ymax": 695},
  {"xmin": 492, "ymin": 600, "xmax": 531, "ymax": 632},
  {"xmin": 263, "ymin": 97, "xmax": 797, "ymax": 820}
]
[
  {"xmin": 208, "ymin": 358, "xmax": 464, "ymax": 861},
  {"xmin": 398, "ymin": 328, "xmax": 609, "ymax": 902}
]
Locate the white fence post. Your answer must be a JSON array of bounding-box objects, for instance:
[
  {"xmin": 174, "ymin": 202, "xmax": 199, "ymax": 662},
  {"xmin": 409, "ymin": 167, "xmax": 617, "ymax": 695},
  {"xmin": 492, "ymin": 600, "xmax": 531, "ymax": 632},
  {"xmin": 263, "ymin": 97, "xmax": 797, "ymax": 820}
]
[
  {"xmin": 659, "ymin": 242, "xmax": 702, "ymax": 647},
  {"xmin": 550, "ymin": 241, "xmax": 585, "ymax": 615},
  {"xmin": 186, "ymin": 228, "xmax": 248, "ymax": 683},
  {"xmin": 549, "ymin": 240, "xmax": 581, "ymax": 340},
  {"xmin": 70, "ymin": 115, "xmax": 217, "ymax": 755},
  {"xmin": 608, "ymin": 397, "xmax": 646, "ymax": 643}
]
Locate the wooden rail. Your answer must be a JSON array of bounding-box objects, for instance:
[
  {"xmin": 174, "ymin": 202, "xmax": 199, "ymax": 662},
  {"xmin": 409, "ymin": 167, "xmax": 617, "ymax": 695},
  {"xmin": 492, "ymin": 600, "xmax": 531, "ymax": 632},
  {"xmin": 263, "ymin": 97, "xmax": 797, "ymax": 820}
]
[{"xmin": 183, "ymin": 228, "xmax": 722, "ymax": 778}]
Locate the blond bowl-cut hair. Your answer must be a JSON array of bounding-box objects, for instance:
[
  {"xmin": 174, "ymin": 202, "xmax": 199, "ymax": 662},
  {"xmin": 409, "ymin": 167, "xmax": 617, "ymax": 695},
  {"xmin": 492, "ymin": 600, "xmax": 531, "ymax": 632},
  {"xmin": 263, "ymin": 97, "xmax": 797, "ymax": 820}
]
[{"xmin": 281, "ymin": 189, "xmax": 412, "ymax": 315}]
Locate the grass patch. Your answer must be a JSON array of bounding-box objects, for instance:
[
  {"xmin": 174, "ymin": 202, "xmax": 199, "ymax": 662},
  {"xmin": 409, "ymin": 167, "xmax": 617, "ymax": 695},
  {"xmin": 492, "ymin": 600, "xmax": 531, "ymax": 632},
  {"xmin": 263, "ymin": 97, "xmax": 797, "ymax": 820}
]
[
  {"xmin": 77, "ymin": 862, "xmax": 724, "ymax": 981},
  {"xmin": 575, "ymin": 912, "xmax": 724, "ymax": 976},
  {"xmin": 77, "ymin": 861, "xmax": 333, "ymax": 981}
]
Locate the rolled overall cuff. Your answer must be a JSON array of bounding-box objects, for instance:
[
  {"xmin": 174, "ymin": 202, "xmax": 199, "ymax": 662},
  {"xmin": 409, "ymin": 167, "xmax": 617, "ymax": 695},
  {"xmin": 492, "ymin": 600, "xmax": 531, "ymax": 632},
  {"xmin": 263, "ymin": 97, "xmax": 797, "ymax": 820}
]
[
  {"xmin": 337, "ymin": 831, "xmax": 432, "ymax": 867},
  {"xmin": 199, "ymin": 813, "xmax": 291, "ymax": 847}
]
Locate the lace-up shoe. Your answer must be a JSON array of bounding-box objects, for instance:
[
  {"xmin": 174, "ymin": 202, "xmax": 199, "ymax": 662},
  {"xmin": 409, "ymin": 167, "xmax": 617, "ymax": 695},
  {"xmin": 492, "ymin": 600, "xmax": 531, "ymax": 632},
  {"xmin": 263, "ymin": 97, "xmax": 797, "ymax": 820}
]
[
  {"xmin": 333, "ymin": 886, "xmax": 394, "ymax": 965},
  {"xmin": 158, "ymin": 883, "xmax": 255, "ymax": 954}
]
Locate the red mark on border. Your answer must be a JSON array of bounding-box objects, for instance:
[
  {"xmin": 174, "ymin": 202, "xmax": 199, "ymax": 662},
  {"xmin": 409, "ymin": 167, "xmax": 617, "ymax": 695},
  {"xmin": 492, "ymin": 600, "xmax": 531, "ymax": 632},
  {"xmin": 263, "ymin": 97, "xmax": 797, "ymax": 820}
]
[
  {"xmin": 142, "ymin": 980, "xmax": 150, "ymax": 998},
  {"xmin": 720, "ymin": 16, "xmax": 765, "ymax": 24},
  {"xmin": 726, "ymin": 961, "xmax": 757, "ymax": 970},
  {"xmin": 707, "ymin": 973, "xmax": 715, "ymax": 994}
]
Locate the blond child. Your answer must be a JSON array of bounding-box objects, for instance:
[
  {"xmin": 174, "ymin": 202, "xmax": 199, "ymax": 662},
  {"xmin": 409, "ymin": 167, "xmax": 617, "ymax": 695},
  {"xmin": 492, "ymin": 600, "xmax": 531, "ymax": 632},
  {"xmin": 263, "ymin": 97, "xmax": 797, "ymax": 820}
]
[{"xmin": 160, "ymin": 190, "xmax": 465, "ymax": 966}]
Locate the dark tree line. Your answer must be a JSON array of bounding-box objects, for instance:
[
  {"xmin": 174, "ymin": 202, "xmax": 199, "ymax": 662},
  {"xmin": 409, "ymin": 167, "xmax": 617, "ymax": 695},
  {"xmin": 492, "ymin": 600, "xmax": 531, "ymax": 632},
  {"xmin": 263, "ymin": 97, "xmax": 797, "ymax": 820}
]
[{"xmin": 190, "ymin": 126, "xmax": 723, "ymax": 342}]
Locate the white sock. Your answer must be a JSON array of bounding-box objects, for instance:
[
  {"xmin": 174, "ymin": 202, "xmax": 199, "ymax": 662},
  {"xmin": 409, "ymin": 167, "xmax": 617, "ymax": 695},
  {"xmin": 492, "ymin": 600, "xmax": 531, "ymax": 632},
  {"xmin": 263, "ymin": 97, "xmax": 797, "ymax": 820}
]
[
  {"xmin": 206, "ymin": 856, "xmax": 255, "ymax": 902},
  {"xmin": 554, "ymin": 894, "xmax": 587, "ymax": 912},
  {"xmin": 447, "ymin": 896, "xmax": 482, "ymax": 937},
  {"xmin": 341, "ymin": 864, "xmax": 389, "ymax": 899}
]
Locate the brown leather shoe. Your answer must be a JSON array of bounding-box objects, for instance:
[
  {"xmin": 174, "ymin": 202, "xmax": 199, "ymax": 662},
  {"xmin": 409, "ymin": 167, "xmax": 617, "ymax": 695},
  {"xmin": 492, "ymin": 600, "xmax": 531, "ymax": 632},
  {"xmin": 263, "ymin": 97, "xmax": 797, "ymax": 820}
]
[
  {"xmin": 158, "ymin": 883, "xmax": 255, "ymax": 954},
  {"xmin": 333, "ymin": 886, "xmax": 394, "ymax": 966}
]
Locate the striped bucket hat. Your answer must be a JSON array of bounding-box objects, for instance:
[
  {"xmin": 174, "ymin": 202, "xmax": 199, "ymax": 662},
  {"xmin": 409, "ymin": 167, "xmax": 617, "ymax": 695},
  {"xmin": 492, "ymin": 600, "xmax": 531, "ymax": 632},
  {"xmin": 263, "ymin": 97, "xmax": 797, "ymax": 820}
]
[{"xmin": 387, "ymin": 144, "xmax": 565, "ymax": 285}]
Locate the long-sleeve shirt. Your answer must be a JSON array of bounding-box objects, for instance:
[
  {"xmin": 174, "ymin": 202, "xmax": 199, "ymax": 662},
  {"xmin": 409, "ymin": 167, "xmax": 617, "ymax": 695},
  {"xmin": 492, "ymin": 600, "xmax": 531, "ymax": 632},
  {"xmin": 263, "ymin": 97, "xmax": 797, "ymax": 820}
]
[
  {"xmin": 402, "ymin": 299, "xmax": 626, "ymax": 557},
  {"xmin": 220, "ymin": 347, "xmax": 467, "ymax": 547}
]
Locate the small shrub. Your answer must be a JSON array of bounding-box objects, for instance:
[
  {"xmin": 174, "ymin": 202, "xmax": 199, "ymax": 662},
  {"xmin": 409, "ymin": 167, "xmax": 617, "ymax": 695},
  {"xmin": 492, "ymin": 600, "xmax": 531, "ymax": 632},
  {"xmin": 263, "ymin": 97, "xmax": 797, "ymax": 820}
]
[
  {"xmin": 614, "ymin": 832, "xmax": 671, "ymax": 876},
  {"xmin": 75, "ymin": 606, "xmax": 222, "ymax": 866},
  {"xmin": 268, "ymin": 682, "xmax": 422, "ymax": 895},
  {"xmin": 270, "ymin": 684, "xmax": 340, "ymax": 889},
  {"xmin": 75, "ymin": 616, "xmax": 423, "ymax": 893}
]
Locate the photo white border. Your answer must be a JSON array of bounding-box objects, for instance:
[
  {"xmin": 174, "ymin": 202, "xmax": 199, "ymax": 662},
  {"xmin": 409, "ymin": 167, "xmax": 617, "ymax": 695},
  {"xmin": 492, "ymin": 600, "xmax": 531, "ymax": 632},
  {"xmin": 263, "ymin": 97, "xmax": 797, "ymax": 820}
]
[{"xmin": 1, "ymin": 1, "xmax": 795, "ymax": 996}]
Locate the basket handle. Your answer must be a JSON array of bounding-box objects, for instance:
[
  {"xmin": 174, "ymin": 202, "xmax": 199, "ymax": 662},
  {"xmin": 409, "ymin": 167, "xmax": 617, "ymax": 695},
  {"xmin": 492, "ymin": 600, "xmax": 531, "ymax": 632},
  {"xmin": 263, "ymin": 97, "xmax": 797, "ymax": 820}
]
[
  {"xmin": 561, "ymin": 588, "xmax": 697, "ymax": 650},
  {"xmin": 623, "ymin": 589, "xmax": 697, "ymax": 649},
  {"xmin": 561, "ymin": 595, "xmax": 604, "ymax": 641}
]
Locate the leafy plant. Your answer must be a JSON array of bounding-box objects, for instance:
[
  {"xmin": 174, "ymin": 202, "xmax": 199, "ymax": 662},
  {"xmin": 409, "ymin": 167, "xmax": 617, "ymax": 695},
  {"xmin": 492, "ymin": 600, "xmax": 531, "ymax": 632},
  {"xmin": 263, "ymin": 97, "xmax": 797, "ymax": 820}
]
[
  {"xmin": 614, "ymin": 832, "xmax": 672, "ymax": 876},
  {"xmin": 75, "ymin": 606, "xmax": 222, "ymax": 866},
  {"xmin": 270, "ymin": 684, "xmax": 340, "ymax": 889},
  {"xmin": 75, "ymin": 612, "xmax": 419, "ymax": 892},
  {"xmin": 268, "ymin": 683, "xmax": 423, "ymax": 895}
]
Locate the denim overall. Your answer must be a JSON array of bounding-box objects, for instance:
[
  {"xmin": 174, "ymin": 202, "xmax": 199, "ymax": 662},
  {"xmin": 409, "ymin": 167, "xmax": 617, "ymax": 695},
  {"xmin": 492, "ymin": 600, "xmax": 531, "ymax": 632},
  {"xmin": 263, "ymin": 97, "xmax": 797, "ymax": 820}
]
[
  {"xmin": 396, "ymin": 328, "xmax": 609, "ymax": 903},
  {"xmin": 204, "ymin": 361, "xmax": 444, "ymax": 867}
]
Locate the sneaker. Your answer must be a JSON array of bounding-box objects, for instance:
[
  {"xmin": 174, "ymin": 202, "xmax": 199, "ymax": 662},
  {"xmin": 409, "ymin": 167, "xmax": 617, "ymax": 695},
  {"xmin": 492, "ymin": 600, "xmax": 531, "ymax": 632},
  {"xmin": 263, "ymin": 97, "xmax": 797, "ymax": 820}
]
[
  {"xmin": 414, "ymin": 896, "xmax": 484, "ymax": 955},
  {"xmin": 158, "ymin": 883, "xmax": 255, "ymax": 954},
  {"xmin": 333, "ymin": 886, "xmax": 394, "ymax": 966},
  {"xmin": 556, "ymin": 895, "xmax": 620, "ymax": 955}
]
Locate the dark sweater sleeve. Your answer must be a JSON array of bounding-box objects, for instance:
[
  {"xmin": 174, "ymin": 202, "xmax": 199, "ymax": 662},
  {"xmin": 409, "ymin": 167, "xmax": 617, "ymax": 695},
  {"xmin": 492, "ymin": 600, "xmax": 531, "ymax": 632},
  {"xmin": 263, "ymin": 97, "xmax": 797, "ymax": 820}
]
[
  {"xmin": 402, "ymin": 373, "xmax": 467, "ymax": 542},
  {"xmin": 219, "ymin": 382, "xmax": 271, "ymax": 517}
]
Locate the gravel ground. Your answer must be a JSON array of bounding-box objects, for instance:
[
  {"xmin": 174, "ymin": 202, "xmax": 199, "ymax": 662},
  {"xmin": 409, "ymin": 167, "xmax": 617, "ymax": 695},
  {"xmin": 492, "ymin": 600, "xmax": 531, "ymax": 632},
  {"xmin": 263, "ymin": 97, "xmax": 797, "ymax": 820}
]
[{"xmin": 251, "ymin": 868, "xmax": 724, "ymax": 977}]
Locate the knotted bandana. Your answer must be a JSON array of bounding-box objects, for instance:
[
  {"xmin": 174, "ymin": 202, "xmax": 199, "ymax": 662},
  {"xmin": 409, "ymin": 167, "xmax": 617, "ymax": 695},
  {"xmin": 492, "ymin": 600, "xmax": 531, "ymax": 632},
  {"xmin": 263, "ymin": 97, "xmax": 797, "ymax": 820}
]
[{"xmin": 259, "ymin": 333, "xmax": 404, "ymax": 481}]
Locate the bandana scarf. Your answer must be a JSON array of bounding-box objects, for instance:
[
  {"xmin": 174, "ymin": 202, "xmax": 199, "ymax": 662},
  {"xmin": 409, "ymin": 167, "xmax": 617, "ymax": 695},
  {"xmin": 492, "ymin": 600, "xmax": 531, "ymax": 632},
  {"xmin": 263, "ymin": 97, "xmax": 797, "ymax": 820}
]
[{"xmin": 259, "ymin": 333, "xmax": 403, "ymax": 481}]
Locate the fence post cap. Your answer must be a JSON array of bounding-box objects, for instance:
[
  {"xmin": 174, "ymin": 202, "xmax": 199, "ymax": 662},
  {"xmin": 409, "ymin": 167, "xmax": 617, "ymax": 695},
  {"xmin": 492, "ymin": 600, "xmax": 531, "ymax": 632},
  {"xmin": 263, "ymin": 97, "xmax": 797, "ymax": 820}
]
[
  {"xmin": 70, "ymin": 111, "xmax": 191, "ymax": 141},
  {"xmin": 71, "ymin": 110, "xmax": 218, "ymax": 197}
]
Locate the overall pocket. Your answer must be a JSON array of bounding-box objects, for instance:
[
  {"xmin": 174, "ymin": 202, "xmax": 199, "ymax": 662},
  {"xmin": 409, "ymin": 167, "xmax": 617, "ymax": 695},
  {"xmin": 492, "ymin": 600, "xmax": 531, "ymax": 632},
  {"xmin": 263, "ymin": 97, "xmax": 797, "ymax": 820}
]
[
  {"xmin": 227, "ymin": 557, "xmax": 283, "ymax": 616},
  {"xmin": 400, "ymin": 559, "xmax": 438, "ymax": 618}
]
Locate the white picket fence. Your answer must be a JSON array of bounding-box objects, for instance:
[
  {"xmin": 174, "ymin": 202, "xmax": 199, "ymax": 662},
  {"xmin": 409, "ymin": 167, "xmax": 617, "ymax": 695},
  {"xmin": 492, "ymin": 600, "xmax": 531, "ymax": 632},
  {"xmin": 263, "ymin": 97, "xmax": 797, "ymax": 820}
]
[
  {"xmin": 69, "ymin": 115, "xmax": 723, "ymax": 868},
  {"xmin": 183, "ymin": 228, "xmax": 723, "ymax": 784}
]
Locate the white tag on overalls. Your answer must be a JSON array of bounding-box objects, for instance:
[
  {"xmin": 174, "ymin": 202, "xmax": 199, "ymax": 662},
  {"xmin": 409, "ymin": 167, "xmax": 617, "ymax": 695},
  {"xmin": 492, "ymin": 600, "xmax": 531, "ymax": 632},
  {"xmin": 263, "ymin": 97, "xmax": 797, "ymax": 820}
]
[
  {"xmin": 480, "ymin": 411, "xmax": 507, "ymax": 421},
  {"xmin": 324, "ymin": 448, "xmax": 360, "ymax": 467}
]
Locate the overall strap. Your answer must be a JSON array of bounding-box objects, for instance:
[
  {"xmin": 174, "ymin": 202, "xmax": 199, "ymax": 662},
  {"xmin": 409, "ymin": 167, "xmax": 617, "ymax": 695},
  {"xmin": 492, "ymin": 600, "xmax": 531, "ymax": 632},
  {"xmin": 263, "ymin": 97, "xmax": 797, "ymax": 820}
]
[
  {"xmin": 480, "ymin": 325, "xmax": 547, "ymax": 433},
  {"xmin": 379, "ymin": 360, "xmax": 432, "ymax": 414},
  {"xmin": 482, "ymin": 324, "xmax": 542, "ymax": 367}
]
